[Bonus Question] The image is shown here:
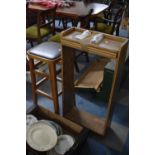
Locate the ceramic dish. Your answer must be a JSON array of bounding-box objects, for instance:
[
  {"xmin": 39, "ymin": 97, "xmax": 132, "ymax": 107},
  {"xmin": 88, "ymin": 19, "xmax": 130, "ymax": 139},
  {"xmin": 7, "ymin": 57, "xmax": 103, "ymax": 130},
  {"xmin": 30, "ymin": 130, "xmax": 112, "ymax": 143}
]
[
  {"xmin": 44, "ymin": 120, "xmax": 63, "ymax": 135},
  {"xmin": 26, "ymin": 114, "xmax": 38, "ymax": 129},
  {"xmin": 54, "ymin": 135, "xmax": 75, "ymax": 155},
  {"xmin": 47, "ymin": 149, "xmax": 59, "ymax": 155},
  {"xmin": 26, "ymin": 122, "xmax": 58, "ymax": 151},
  {"xmin": 39, "ymin": 120, "xmax": 57, "ymax": 132}
]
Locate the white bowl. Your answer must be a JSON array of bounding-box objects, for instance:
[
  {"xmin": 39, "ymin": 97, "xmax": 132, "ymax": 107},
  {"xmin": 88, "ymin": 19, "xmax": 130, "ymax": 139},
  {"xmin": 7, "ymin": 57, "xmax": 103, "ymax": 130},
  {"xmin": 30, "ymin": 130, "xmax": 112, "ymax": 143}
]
[{"xmin": 54, "ymin": 135, "xmax": 75, "ymax": 155}]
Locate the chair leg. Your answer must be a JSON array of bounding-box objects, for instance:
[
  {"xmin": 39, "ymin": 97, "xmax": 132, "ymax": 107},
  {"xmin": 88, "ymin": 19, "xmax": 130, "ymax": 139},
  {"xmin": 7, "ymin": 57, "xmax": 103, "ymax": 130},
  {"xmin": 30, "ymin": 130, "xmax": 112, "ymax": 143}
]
[
  {"xmin": 119, "ymin": 57, "xmax": 129, "ymax": 91},
  {"xmin": 116, "ymin": 26, "xmax": 120, "ymax": 36},
  {"xmin": 74, "ymin": 61, "xmax": 80, "ymax": 73},
  {"xmin": 84, "ymin": 53, "xmax": 89, "ymax": 62},
  {"xmin": 62, "ymin": 18, "xmax": 67, "ymax": 29},
  {"xmin": 28, "ymin": 57, "xmax": 37, "ymax": 106},
  {"xmin": 48, "ymin": 62, "xmax": 59, "ymax": 114},
  {"xmin": 29, "ymin": 41, "xmax": 34, "ymax": 47},
  {"xmin": 58, "ymin": 19, "xmax": 61, "ymax": 26}
]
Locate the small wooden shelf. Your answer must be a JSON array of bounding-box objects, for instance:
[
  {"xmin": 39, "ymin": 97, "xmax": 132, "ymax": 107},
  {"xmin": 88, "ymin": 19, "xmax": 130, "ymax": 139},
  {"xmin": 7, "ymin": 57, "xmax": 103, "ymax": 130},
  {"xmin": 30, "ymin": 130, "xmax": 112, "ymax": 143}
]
[{"xmin": 74, "ymin": 58, "xmax": 109, "ymax": 91}]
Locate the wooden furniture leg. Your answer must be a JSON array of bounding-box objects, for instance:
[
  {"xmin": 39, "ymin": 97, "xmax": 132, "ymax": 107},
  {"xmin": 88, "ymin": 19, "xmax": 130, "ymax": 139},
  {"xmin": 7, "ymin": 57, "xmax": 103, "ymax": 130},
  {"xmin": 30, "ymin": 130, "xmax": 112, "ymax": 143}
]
[
  {"xmin": 48, "ymin": 62, "xmax": 59, "ymax": 114},
  {"xmin": 62, "ymin": 46, "xmax": 75, "ymax": 115},
  {"xmin": 29, "ymin": 57, "xmax": 37, "ymax": 106}
]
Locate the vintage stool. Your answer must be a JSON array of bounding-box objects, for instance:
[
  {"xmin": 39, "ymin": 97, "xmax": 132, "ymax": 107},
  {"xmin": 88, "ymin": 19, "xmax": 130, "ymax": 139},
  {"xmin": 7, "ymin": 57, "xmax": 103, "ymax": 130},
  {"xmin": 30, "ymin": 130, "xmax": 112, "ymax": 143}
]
[{"xmin": 27, "ymin": 41, "xmax": 61, "ymax": 114}]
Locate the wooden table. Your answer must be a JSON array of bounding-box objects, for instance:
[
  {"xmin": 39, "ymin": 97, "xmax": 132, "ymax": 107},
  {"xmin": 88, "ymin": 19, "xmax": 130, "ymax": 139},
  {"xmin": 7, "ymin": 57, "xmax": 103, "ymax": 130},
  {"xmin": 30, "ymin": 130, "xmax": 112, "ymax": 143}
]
[{"xmin": 28, "ymin": 1, "xmax": 108, "ymax": 19}]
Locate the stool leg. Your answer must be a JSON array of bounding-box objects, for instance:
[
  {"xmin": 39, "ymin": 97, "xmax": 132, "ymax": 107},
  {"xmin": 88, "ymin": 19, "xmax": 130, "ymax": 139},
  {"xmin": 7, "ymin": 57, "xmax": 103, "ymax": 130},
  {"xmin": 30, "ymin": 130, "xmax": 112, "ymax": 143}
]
[
  {"xmin": 74, "ymin": 61, "xmax": 80, "ymax": 73},
  {"xmin": 85, "ymin": 53, "xmax": 89, "ymax": 62},
  {"xmin": 28, "ymin": 57, "xmax": 37, "ymax": 106},
  {"xmin": 48, "ymin": 62, "xmax": 59, "ymax": 114}
]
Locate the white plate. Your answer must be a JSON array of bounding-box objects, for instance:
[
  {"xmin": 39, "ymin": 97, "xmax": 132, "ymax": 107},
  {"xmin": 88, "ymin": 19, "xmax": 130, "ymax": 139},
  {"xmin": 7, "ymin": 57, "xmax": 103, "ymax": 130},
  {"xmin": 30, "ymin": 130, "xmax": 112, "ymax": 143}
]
[
  {"xmin": 27, "ymin": 122, "xmax": 58, "ymax": 151},
  {"xmin": 40, "ymin": 120, "xmax": 63, "ymax": 136},
  {"xmin": 54, "ymin": 135, "xmax": 75, "ymax": 155}
]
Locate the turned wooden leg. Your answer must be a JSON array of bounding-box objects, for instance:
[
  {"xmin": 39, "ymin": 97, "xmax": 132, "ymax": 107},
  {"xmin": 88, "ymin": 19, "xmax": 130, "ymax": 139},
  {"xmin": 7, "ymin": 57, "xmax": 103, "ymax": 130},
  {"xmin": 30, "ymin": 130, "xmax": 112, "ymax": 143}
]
[
  {"xmin": 48, "ymin": 62, "xmax": 59, "ymax": 114},
  {"xmin": 28, "ymin": 57, "xmax": 37, "ymax": 106}
]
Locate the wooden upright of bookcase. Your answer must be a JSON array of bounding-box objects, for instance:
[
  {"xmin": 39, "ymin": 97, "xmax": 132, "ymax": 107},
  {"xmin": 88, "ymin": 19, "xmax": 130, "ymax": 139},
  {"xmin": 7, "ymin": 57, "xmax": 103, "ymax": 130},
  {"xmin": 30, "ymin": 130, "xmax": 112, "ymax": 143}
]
[{"xmin": 60, "ymin": 27, "xmax": 128, "ymax": 136}]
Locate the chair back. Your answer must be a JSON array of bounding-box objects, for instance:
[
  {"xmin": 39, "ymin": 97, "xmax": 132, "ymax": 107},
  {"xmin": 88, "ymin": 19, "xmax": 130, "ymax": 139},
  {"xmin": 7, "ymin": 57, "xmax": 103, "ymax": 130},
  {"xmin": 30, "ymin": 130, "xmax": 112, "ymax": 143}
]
[
  {"xmin": 78, "ymin": 9, "xmax": 94, "ymax": 29},
  {"xmin": 37, "ymin": 5, "xmax": 57, "ymax": 37},
  {"xmin": 111, "ymin": 4, "xmax": 126, "ymax": 35},
  {"xmin": 96, "ymin": 4, "xmax": 126, "ymax": 35},
  {"xmin": 103, "ymin": 0, "xmax": 116, "ymax": 19},
  {"xmin": 114, "ymin": 5, "xmax": 125, "ymax": 23},
  {"xmin": 26, "ymin": 2, "xmax": 37, "ymax": 27},
  {"xmin": 102, "ymin": 0, "xmax": 114, "ymax": 4}
]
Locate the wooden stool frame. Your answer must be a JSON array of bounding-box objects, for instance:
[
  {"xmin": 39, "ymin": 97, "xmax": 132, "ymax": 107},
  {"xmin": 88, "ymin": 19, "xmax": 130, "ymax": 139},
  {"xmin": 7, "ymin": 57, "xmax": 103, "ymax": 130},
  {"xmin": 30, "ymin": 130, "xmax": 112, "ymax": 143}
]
[{"xmin": 28, "ymin": 53, "xmax": 61, "ymax": 114}]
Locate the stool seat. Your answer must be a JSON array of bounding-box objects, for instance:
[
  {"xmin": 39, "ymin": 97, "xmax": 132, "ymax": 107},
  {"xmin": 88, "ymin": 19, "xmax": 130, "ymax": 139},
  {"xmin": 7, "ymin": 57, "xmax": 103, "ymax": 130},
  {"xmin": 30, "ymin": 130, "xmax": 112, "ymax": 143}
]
[{"xmin": 28, "ymin": 42, "xmax": 61, "ymax": 60}]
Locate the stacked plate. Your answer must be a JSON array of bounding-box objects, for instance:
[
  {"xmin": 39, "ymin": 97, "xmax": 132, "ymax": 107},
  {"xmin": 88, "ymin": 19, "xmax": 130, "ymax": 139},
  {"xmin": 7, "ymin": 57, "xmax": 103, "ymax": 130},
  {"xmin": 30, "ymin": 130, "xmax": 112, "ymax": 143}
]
[
  {"xmin": 39, "ymin": 120, "xmax": 63, "ymax": 136},
  {"xmin": 26, "ymin": 115, "xmax": 75, "ymax": 154},
  {"xmin": 26, "ymin": 114, "xmax": 38, "ymax": 129},
  {"xmin": 26, "ymin": 115, "xmax": 60, "ymax": 151},
  {"xmin": 27, "ymin": 121, "xmax": 58, "ymax": 151}
]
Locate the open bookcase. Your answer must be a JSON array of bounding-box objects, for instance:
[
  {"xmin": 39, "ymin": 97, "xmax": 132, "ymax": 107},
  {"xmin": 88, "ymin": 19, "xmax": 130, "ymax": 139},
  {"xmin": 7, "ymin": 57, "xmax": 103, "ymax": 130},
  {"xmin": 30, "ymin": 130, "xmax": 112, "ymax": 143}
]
[{"xmin": 60, "ymin": 27, "xmax": 128, "ymax": 136}]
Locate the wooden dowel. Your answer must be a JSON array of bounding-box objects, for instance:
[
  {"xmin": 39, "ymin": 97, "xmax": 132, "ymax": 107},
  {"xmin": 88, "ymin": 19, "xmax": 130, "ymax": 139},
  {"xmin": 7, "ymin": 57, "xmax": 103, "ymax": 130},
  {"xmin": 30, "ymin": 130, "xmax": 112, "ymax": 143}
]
[
  {"xmin": 35, "ymin": 70, "xmax": 49, "ymax": 78},
  {"xmin": 36, "ymin": 89, "xmax": 53, "ymax": 100},
  {"xmin": 36, "ymin": 77, "xmax": 48, "ymax": 88}
]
